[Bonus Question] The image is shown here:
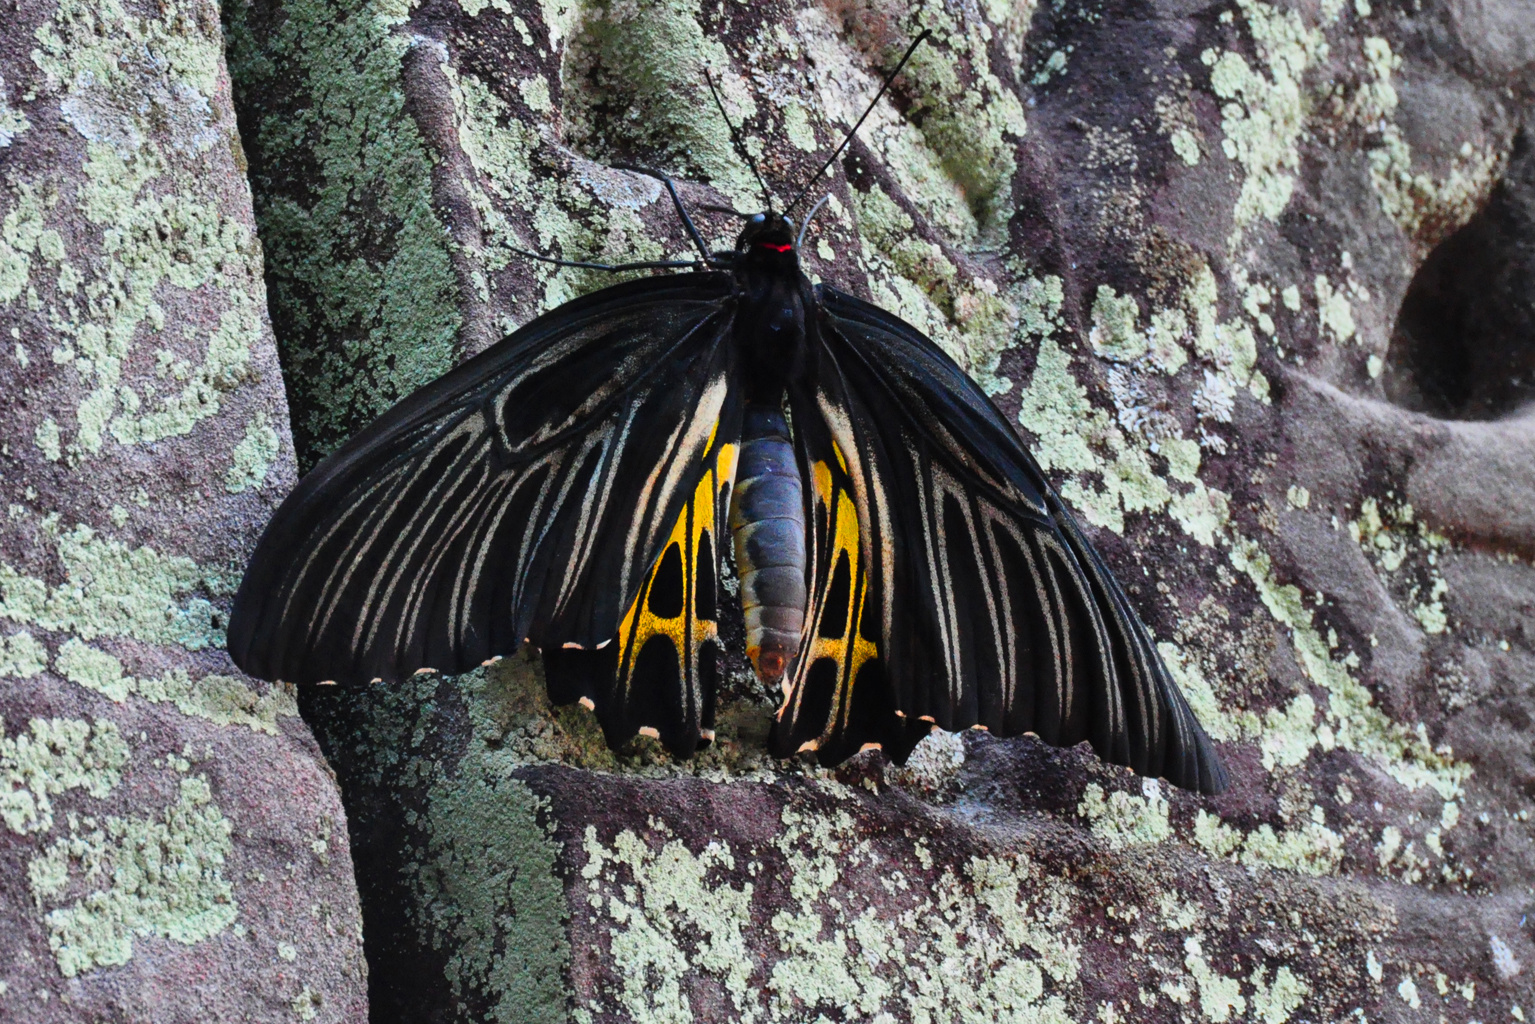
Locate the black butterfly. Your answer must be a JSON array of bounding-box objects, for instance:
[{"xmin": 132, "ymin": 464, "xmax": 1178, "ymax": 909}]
[{"xmin": 228, "ymin": 35, "xmax": 1228, "ymax": 794}]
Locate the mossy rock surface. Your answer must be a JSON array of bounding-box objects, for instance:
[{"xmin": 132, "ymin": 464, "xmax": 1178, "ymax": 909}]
[{"xmin": 8, "ymin": 0, "xmax": 1515, "ymax": 1019}]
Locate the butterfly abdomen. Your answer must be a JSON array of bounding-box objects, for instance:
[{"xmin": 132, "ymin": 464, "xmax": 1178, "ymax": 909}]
[{"xmin": 730, "ymin": 403, "xmax": 807, "ymax": 688}]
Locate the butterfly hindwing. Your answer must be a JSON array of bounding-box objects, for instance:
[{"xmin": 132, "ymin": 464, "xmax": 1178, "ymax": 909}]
[
  {"xmin": 543, "ymin": 432, "xmax": 738, "ymax": 756},
  {"xmin": 808, "ymin": 284, "xmax": 1227, "ymax": 794},
  {"xmin": 769, "ymin": 405, "xmax": 929, "ymax": 765},
  {"xmin": 228, "ymin": 274, "xmax": 738, "ymax": 687}
]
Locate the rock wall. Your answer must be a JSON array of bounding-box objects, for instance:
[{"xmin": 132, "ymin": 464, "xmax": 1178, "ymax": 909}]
[
  {"xmin": 0, "ymin": 0, "xmax": 366, "ymax": 1020},
  {"xmin": 168, "ymin": 0, "xmax": 1535, "ymax": 1019}
]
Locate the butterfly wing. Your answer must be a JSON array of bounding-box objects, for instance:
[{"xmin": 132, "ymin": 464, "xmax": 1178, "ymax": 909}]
[
  {"xmin": 767, "ymin": 400, "xmax": 930, "ymax": 766},
  {"xmin": 540, "ymin": 437, "xmax": 737, "ymax": 757},
  {"xmin": 778, "ymin": 283, "xmax": 1227, "ymax": 794},
  {"xmin": 228, "ymin": 273, "xmax": 739, "ymax": 692}
]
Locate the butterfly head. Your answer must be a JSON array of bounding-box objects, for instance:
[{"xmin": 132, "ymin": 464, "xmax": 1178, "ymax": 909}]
[{"xmin": 736, "ymin": 212, "xmax": 797, "ymax": 265}]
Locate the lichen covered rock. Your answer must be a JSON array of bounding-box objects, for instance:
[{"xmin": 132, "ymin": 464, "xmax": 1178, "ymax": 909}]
[
  {"xmin": 0, "ymin": 0, "xmax": 365, "ymax": 1019},
  {"xmin": 225, "ymin": 0, "xmax": 1535, "ymax": 1020}
]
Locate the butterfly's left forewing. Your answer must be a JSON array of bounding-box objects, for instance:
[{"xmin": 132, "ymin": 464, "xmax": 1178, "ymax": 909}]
[{"xmin": 228, "ymin": 274, "xmax": 738, "ymax": 689}]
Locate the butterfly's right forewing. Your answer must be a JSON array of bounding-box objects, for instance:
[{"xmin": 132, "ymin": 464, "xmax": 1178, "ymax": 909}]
[
  {"xmin": 802, "ymin": 285, "xmax": 1228, "ymax": 794},
  {"xmin": 228, "ymin": 273, "xmax": 738, "ymax": 687}
]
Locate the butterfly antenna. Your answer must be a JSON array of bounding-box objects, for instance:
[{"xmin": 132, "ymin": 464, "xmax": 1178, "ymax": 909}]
[
  {"xmin": 783, "ymin": 30, "xmax": 931, "ymax": 217},
  {"xmin": 705, "ymin": 66, "xmax": 773, "ymax": 212},
  {"xmin": 795, "ymin": 194, "xmax": 832, "ymax": 250}
]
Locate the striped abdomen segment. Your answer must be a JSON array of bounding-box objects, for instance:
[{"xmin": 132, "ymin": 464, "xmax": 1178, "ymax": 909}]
[{"xmin": 730, "ymin": 404, "xmax": 806, "ymax": 688}]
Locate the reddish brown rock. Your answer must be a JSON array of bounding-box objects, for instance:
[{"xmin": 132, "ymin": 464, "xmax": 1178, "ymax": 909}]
[{"xmin": 0, "ymin": 0, "xmax": 365, "ymax": 1019}]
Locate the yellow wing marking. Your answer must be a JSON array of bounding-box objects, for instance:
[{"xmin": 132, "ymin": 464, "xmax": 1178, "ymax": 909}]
[
  {"xmin": 615, "ymin": 441, "xmax": 736, "ymax": 692},
  {"xmin": 830, "ymin": 437, "xmax": 848, "ymax": 475},
  {"xmin": 789, "ymin": 458, "xmax": 879, "ymax": 749}
]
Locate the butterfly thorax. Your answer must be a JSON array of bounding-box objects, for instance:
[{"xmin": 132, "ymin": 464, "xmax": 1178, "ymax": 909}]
[{"xmin": 731, "ymin": 212, "xmax": 812, "ymax": 405}]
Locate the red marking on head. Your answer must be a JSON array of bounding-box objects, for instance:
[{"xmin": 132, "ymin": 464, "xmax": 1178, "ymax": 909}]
[{"xmin": 758, "ymin": 242, "xmax": 793, "ymax": 253}]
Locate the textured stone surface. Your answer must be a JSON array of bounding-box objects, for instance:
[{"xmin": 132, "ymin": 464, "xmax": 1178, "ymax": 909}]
[
  {"xmin": 224, "ymin": 0, "xmax": 1535, "ymax": 1021},
  {"xmin": 0, "ymin": 0, "xmax": 366, "ymax": 1019}
]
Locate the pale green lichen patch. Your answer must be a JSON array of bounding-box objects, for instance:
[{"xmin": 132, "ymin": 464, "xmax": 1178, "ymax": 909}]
[
  {"xmin": 576, "ymin": 791, "xmax": 1080, "ymax": 1022},
  {"xmin": 1019, "ymin": 334, "xmax": 1135, "ymax": 531},
  {"xmin": 1019, "ymin": 256, "xmax": 1275, "ymax": 536},
  {"xmin": 1078, "ymin": 781, "xmax": 1173, "ymax": 848},
  {"xmin": 0, "ymin": 72, "xmax": 29, "ymax": 148},
  {"xmin": 1349, "ymin": 36, "xmax": 1502, "ymax": 239},
  {"xmin": 1201, "ymin": 0, "xmax": 1328, "ymax": 238},
  {"xmin": 0, "ymin": 183, "xmax": 58, "ymax": 308},
  {"xmin": 997, "ymin": 135, "xmax": 1479, "ymax": 807},
  {"xmin": 1348, "ymin": 498, "xmax": 1452, "ymax": 635},
  {"xmin": 0, "ymin": 518, "xmax": 225, "ymax": 650},
  {"xmin": 1154, "ymin": 82, "xmax": 1209, "ymax": 166},
  {"xmin": 581, "ymin": 825, "xmax": 755, "ymax": 1023},
  {"xmin": 1013, "ymin": 265, "xmax": 1467, "ymax": 806},
  {"xmin": 1372, "ymin": 822, "xmax": 1444, "ymax": 884},
  {"xmin": 1170, "ymin": 129, "xmax": 1202, "ymax": 166},
  {"xmin": 1032, "ymin": 49, "xmax": 1070, "ymax": 87},
  {"xmin": 55, "ymin": 639, "xmax": 134, "ymax": 701},
  {"xmin": 1017, "ymin": 326, "xmax": 1226, "ymax": 539},
  {"xmin": 31, "ymin": 0, "xmax": 221, "ymax": 138},
  {"xmin": 0, "ymin": 716, "xmax": 129, "ymax": 835},
  {"xmin": 1023, "ymin": 335, "xmax": 1161, "ymax": 533},
  {"xmin": 793, "ymin": 7, "xmax": 990, "ymax": 244},
  {"xmin": 1185, "ymin": 263, "xmax": 1268, "ymax": 406},
  {"xmin": 34, "ymin": 417, "xmax": 62, "ymax": 461},
  {"xmin": 1159, "ymin": 641, "xmax": 1240, "ymax": 744},
  {"xmin": 1147, "ymin": 900, "xmax": 1319, "ymax": 1024},
  {"xmin": 290, "ymin": 985, "xmax": 323, "ymax": 1020},
  {"xmin": 1017, "ymin": 274, "xmax": 1067, "ymax": 350},
  {"xmin": 888, "ymin": 729, "xmax": 967, "ymax": 794},
  {"xmin": 107, "ymin": 293, "xmax": 262, "ymax": 448},
  {"xmin": 17, "ymin": 0, "xmax": 268, "ymax": 461},
  {"xmin": 446, "ymin": 65, "xmax": 547, "ymax": 239},
  {"xmin": 900, "ymin": 6, "xmax": 1029, "ymax": 241},
  {"xmin": 849, "ymin": 182, "xmax": 1016, "ymax": 394},
  {"xmin": 562, "ymin": 0, "xmax": 762, "ymax": 211},
  {"xmin": 224, "ymin": 412, "xmax": 281, "ymax": 493},
  {"xmin": 5, "ymin": 690, "xmax": 245, "ymax": 981},
  {"xmin": 36, "ymin": 775, "xmax": 237, "ymax": 978},
  {"xmin": 0, "ymin": 629, "xmax": 47, "ymax": 679},
  {"xmin": 518, "ymin": 74, "xmax": 552, "ymax": 115},
  {"xmin": 459, "ymin": 0, "xmax": 514, "ymax": 16},
  {"xmin": 1249, "ymin": 966, "xmax": 1310, "ymax": 1023},
  {"xmin": 1227, "ymin": 538, "xmax": 1468, "ymax": 798},
  {"xmin": 1183, "ymin": 935, "xmax": 1248, "ymax": 1022},
  {"xmin": 1090, "ymin": 286, "xmax": 1147, "ymax": 362},
  {"xmin": 1193, "ymin": 807, "xmax": 1345, "ymax": 876},
  {"xmin": 0, "ymin": 240, "xmax": 26, "ymax": 304},
  {"xmin": 55, "ymin": 638, "xmax": 296, "ymax": 733},
  {"xmin": 439, "ymin": 61, "xmax": 671, "ymax": 315},
  {"xmin": 1313, "ymin": 273, "xmax": 1357, "ymax": 343}
]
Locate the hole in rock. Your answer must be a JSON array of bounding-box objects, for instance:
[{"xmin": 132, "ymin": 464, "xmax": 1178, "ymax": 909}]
[{"xmin": 1383, "ymin": 129, "xmax": 1535, "ymax": 420}]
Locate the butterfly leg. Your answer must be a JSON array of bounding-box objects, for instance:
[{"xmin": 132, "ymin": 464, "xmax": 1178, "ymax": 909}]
[
  {"xmin": 612, "ymin": 164, "xmax": 715, "ymax": 262},
  {"xmin": 507, "ymin": 248, "xmax": 705, "ymax": 273}
]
